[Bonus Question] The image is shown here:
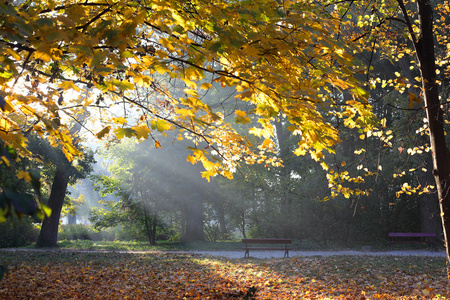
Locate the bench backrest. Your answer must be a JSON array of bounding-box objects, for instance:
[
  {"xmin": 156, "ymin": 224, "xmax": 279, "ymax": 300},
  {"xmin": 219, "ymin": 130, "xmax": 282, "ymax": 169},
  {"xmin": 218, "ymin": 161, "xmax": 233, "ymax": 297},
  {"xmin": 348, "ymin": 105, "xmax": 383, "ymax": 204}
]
[
  {"xmin": 242, "ymin": 238, "xmax": 292, "ymax": 244},
  {"xmin": 389, "ymin": 232, "xmax": 436, "ymax": 238}
]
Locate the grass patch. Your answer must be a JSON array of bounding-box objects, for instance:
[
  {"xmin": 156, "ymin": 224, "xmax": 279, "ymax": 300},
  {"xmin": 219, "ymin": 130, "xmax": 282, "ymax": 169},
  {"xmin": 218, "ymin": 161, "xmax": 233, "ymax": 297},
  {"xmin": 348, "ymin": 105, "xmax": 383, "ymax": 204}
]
[
  {"xmin": 0, "ymin": 250, "xmax": 448, "ymax": 299},
  {"xmin": 32, "ymin": 239, "xmax": 245, "ymax": 252}
]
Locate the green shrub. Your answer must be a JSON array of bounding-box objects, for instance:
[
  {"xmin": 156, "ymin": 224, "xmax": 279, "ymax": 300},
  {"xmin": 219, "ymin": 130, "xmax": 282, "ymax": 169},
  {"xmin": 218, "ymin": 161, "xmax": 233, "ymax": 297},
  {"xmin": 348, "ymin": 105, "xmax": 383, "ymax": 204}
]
[
  {"xmin": 0, "ymin": 216, "xmax": 39, "ymax": 248},
  {"xmin": 58, "ymin": 224, "xmax": 119, "ymax": 241}
]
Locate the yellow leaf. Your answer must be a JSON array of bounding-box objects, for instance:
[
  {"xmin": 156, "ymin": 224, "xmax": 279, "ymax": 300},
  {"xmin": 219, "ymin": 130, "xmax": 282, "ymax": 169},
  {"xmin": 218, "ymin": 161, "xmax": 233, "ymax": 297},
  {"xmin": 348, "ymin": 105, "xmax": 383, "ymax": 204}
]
[
  {"xmin": 96, "ymin": 126, "xmax": 110, "ymax": 139},
  {"xmin": 155, "ymin": 50, "xmax": 168, "ymax": 59},
  {"xmin": 114, "ymin": 117, "xmax": 127, "ymax": 124},
  {"xmin": 201, "ymin": 170, "xmax": 215, "ymax": 182},
  {"xmin": 0, "ymin": 207, "xmax": 7, "ymax": 222},
  {"xmin": 112, "ymin": 80, "xmax": 134, "ymax": 91},
  {"xmin": 1, "ymin": 156, "xmax": 11, "ymax": 167},
  {"xmin": 151, "ymin": 119, "xmax": 171, "ymax": 132},
  {"xmin": 59, "ymin": 81, "xmax": 81, "ymax": 92},
  {"xmin": 202, "ymin": 159, "xmax": 216, "ymax": 170},
  {"xmin": 159, "ymin": 37, "xmax": 175, "ymax": 51},
  {"xmin": 155, "ymin": 140, "xmax": 161, "ymax": 148},
  {"xmin": 132, "ymin": 125, "xmax": 150, "ymax": 139},
  {"xmin": 185, "ymin": 67, "xmax": 202, "ymax": 80},
  {"xmin": 5, "ymin": 48, "xmax": 21, "ymax": 60},
  {"xmin": 261, "ymin": 138, "xmax": 273, "ymax": 149},
  {"xmin": 408, "ymin": 92, "xmax": 421, "ymax": 108},
  {"xmin": 311, "ymin": 151, "xmax": 324, "ymax": 161},
  {"xmin": 115, "ymin": 128, "xmax": 136, "ymax": 139},
  {"xmin": 41, "ymin": 204, "xmax": 51, "ymax": 217},
  {"xmin": 184, "ymin": 88, "xmax": 198, "ymax": 97},
  {"xmin": 235, "ymin": 110, "xmax": 247, "ymax": 118},
  {"xmin": 134, "ymin": 74, "xmax": 153, "ymax": 87},
  {"xmin": 175, "ymin": 108, "xmax": 195, "ymax": 117},
  {"xmin": 235, "ymin": 110, "xmax": 251, "ymax": 124},
  {"xmin": 222, "ymin": 170, "xmax": 233, "ymax": 179},
  {"xmin": 153, "ymin": 63, "xmax": 169, "ymax": 75},
  {"xmin": 34, "ymin": 45, "xmax": 53, "ymax": 62},
  {"xmin": 187, "ymin": 155, "xmax": 196, "ymax": 164},
  {"xmin": 242, "ymin": 45, "xmax": 259, "ymax": 57},
  {"xmin": 294, "ymin": 147, "xmax": 307, "ymax": 156},
  {"xmin": 17, "ymin": 171, "xmax": 32, "ymax": 182},
  {"xmin": 200, "ymin": 83, "xmax": 212, "ymax": 90}
]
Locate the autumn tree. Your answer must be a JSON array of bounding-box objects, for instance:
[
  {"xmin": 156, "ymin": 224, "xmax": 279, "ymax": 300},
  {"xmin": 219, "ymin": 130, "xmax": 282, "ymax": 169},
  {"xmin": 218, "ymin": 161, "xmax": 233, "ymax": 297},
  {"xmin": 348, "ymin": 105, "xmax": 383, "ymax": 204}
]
[
  {"xmin": 0, "ymin": 0, "xmax": 379, "ymax": 220},
  {"xmin": 321, "ymin": 0, "xmax": 450, "ymax": 275}
]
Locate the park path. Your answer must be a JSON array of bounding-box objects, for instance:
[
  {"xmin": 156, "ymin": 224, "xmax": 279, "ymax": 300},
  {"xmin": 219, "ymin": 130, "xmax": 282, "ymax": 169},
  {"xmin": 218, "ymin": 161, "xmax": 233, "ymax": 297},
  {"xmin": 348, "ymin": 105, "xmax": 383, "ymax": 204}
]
[
  {"xmin": 189, "ymin": 249, "xmax": 446, "ymax": 259},
  {"xmin": 0, "ymin": 248, "xmax": 445, "ymax": 259}
]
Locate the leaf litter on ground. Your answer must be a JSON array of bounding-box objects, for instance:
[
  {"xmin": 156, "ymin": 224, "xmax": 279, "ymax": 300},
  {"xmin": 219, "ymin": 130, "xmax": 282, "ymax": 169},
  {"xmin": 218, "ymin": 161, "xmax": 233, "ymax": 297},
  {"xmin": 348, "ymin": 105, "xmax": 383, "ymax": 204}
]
[{"xmin": 0, "ymin": 251, "xmax": 448, "ymax": 299}]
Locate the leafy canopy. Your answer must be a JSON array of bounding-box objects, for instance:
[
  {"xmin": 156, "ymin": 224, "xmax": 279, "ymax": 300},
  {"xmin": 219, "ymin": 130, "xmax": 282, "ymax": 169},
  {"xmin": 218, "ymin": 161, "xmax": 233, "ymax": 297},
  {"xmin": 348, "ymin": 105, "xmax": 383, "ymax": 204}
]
[{"xmin": 0, "ymin": 0, "xmax": 377, "ymax": 217}]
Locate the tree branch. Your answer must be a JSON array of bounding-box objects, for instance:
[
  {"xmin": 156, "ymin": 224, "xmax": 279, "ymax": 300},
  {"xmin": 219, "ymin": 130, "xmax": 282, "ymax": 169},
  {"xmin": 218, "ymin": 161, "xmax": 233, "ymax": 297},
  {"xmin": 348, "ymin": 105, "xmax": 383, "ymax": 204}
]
[{"xmin": 396, "ymin": 0, "xmax": 418, "ymax": 45}]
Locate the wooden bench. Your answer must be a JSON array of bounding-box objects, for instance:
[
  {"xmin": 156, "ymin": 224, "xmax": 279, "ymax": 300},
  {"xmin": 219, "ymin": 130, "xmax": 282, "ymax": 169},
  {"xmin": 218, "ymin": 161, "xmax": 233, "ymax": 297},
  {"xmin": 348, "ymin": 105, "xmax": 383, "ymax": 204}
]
[
  {"xmin": 242, "ymin": 238, "xmax": 292, "ymax": 258},
  {"xmin": 388, "ymin": 232, "xmax": 437, "ymax": 251}
]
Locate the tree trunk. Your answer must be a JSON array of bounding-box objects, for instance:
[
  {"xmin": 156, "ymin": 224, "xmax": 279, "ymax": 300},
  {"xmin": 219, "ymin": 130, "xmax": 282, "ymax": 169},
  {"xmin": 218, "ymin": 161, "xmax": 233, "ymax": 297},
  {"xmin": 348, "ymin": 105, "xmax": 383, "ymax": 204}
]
[
  {"xmin": 152, "ymin": 210, "xmax": 157, "ymax": 244},
  {"xmin": 143, "ymin": 202, "xmax": 155, "ymax": 245},
  {"xmin": 419, "ymin": 153, "xmax": 443, "ymax": 239},
  {"xmin": 241, "ymin": 210, "xmax": 246, "ymax": 239},
  {"xmin": 403, "ymin": 0, "xmax": 450, "ymax": 278},
  {"xmin": 36, "ymin": 168, "xmax": 69, "ymax": 247},
  {"xmin": 398, "ymin": 49, "xmax": 442, "ymax": 239},
  {"xmin": 216, "ymin": 202, "xmax": 227, "ymax": 236},
  {"xmin": 274, "ymin": 119, "xmax": 294, "ymax": 237},
  {"xmin": 182, "ymin": 193, "xmax": 204, "ymax": 243},
  {"xmin": 67, "ymin": 215, "xmax": 76, "ymax": 225}
]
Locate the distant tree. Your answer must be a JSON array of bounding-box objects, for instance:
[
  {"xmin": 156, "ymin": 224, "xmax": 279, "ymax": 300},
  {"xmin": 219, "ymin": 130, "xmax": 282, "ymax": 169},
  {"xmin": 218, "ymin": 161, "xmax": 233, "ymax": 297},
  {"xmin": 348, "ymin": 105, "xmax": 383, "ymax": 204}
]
[
  {"xmin": 30, "ymin": 136, "xmax": 95, "ymax": 247},
  {"xmin": 91, "ymin": 137, "xmax": 208, "ymax": 244}
]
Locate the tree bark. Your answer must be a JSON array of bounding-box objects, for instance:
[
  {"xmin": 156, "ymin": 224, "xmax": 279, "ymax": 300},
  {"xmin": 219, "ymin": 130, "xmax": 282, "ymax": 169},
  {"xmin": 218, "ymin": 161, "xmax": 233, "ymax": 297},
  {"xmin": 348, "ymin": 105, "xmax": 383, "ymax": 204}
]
[
  {"xmin": 274, "ymin": 119, "xmax": 294, "ymax": 237},
  {"xmin": 419, "ymin": 153, "xmax": 443, "ymax": 238},
  {"xmin": 36, "ymin": 168, "xmax": 69, "ymax": 247},
  {"xmin": 143, "ymin": 202, "xmax": 156, "ymax": 245},
  {"xmin": 152, "ymin": 210, "xmax": 157, "ymax": 244}
]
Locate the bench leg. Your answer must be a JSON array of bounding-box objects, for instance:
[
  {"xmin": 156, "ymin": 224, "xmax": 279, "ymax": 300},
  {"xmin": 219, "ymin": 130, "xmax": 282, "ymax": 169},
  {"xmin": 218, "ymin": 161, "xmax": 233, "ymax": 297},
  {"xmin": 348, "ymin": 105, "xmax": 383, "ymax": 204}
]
[
  {"xmin": 284, "ymin": 249, "xmax": 289, "ymax": 258},
  {"xmin": 244, "ymin": 249, "xmax": 249, "ymax": 258}
]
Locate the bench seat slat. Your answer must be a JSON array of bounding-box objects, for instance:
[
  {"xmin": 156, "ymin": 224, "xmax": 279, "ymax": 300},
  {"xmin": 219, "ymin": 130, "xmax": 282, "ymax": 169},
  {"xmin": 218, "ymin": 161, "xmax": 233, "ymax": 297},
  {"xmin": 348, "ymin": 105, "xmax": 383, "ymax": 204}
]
[
  {"xmin": 242, "ymin": 238, "xmax": 292, "ymax": 244},
  {"xmin": 243, "ymin": 247, "xmax": 293, "ymax": 251},
  {"xmin": 389, "ymin": 241, "xmax": 435, "ymax": 243},
  {"xmin": 389, "ymin": 232, "xmax": 436, "ymax": 237}
]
